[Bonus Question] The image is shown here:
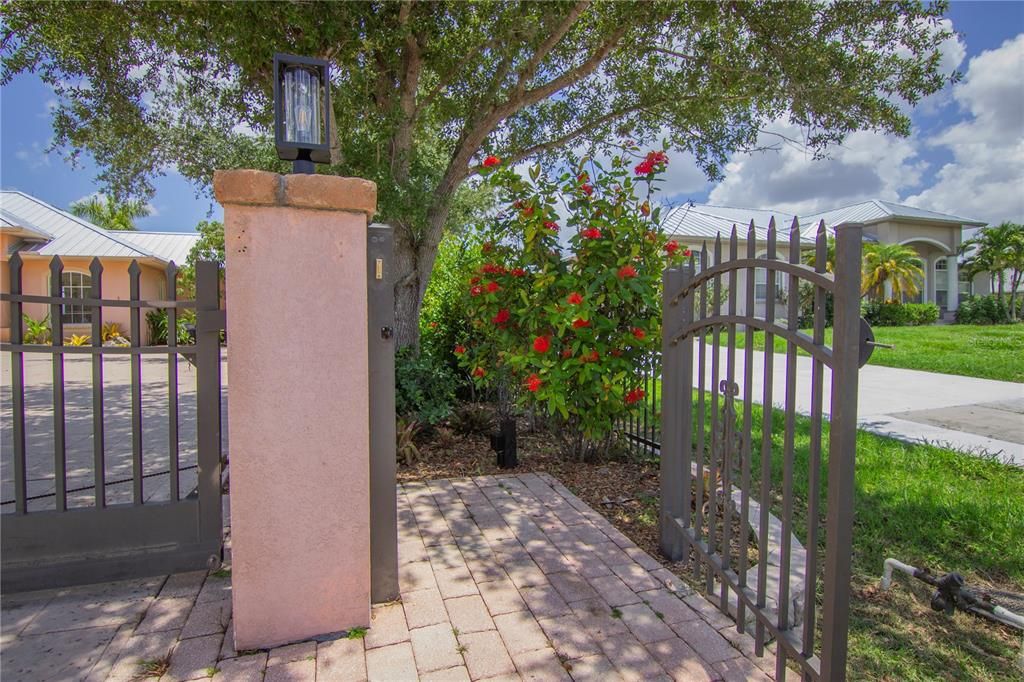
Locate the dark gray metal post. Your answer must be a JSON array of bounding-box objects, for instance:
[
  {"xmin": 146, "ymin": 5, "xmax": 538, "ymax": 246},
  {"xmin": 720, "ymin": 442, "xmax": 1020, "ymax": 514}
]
[
  {"xmin": 195, "ymin": 261, "xmax": 224, "ymax": 567},
  {"xmin": 820, "ymin": 223, "xmax": 863, "ymax": 682},
  {"xmin": 659, "ymin": 266, "xmax": 689, "ymax": 561},
  {"xmin": 368, "ymin": 223, "xmax": 399, "ymax": 603}
]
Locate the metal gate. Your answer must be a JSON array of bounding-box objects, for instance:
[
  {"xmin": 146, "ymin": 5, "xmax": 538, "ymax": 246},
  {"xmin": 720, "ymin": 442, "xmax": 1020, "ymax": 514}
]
[
  {"xmin": 659, "ymin": 220, "xmax": 864, "ymax": 680},
  {"xmin": 2, "ymin": 256, "xmax": 225, "ymax": 591}
]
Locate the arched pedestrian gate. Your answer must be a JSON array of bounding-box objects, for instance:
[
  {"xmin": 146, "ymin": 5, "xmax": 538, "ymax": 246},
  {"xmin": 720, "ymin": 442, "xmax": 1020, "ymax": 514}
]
[{"xmin": 659, "ymin": 220, "xmax": 865, "ymax": 681}]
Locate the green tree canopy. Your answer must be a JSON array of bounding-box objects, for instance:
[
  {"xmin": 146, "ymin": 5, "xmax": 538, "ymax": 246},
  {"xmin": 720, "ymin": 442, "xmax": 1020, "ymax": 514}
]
[
  {"xmin": 960, "ymin": 221, "xmax": 1024, "ymax": 320},
  {"xmin": 2, "ymin": 0, "xmax": 956, "ymax": 345},
  {"xmin": 68, "ymin": 195, "xmax": 150, "ymax": 231}
]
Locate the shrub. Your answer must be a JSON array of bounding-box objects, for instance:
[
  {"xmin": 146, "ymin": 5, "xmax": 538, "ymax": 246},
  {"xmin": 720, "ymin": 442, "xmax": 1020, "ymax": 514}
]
[
  {"xmin": 395, "ymin": 346, "xmax": 457, "ymax": 425},
  {"xmin": 861, "ymin": 301, "xmax": 938, "ymax": 327},
  {"xmin": 450, "ymin": 402, "xmax": 494, "ymax": 435},
  {"xmin": 955, "ymin": 294, "xmax": 1021, "ymax": 325},
  {"xmin": 145, "ymin": 309, "xmax": 194, "ymax": 345},
  {"xmin": 22, "ymin": 313, "xmax": 51, "ymax": 344},
  {"xmin": 455, "ymin": 146, "xmax": 683, "ymax": 460},
  {"xmin": 420, "ymin": 232, "xmax": 485, "ymax": 389}
]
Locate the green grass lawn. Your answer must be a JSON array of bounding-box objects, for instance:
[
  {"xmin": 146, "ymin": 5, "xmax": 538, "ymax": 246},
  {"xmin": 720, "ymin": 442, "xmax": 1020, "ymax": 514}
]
[
  {"xmin": 732, "ymin": 323, "xmax": 1024, "ymax": 382},
  {"xmin": 677, "ymin": 394, "xmax": 1024, "ymax": 680}
]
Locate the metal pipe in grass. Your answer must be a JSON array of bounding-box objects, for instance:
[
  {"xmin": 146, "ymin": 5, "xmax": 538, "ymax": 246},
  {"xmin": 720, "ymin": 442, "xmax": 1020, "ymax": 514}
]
[{"xmin": 881, "ymin": 557, "xmax": 1024, "ymax": 631}]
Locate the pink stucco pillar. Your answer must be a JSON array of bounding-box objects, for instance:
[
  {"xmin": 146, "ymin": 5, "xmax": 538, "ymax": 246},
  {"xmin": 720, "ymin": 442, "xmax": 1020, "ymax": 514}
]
[{"xmin": 214, "ymin": 170, "xmax": 377, "ymax": 650}]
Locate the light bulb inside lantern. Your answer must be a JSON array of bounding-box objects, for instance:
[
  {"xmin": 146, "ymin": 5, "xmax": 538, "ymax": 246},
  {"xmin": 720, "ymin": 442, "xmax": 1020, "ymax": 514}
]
[{"xmin": 283, "ymin": 65, "xmax": 321, "ymax": 145}]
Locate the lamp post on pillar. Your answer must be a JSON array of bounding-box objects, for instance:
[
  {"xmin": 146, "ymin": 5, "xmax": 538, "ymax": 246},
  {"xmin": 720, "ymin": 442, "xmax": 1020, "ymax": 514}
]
[{"xmin": 274, "ymin": 53, "xmax": 331, "ymax": 175}]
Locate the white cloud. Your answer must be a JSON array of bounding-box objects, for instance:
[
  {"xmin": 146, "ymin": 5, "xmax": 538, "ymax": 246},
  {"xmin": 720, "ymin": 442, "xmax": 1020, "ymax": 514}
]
[
  {"xmin": 705, "ymin": 119, "xmax": 927, "ymax": 215},
  {"xmin": 905, "ymin": 33, "xmax": 1024, "ymax": 224}
]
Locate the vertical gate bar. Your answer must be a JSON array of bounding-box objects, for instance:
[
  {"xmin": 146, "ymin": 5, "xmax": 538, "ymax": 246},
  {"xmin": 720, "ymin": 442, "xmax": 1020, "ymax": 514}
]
[
  {"xmin": 49, "ymin": 256, "xmax": 67, "ymax": 512},
  {"xmin": 660, "ymin": 267, "xmax": 688, "ymax": 560},
  {"xmin": 820, "ymin": 223, "xmax": 863, "ymax": 682},
  {"xmin": 707, "ymin": 235, "xmax": 722, "ymax": 595},
  {"xmin": 89, "ymin": 258, "xmax": 106, "ymax": 508},
  {"xmin": 368, "ymin": 223, "xmax": 399, "ymax": 603},
  {"xmin": 720, "ymin": 226, "xmax": 739, "ymax": 611},
  {"xmin": 166, "ymin": 263, "xmax": 180, "ymax": 502},
  {"xmin": 680, "ymin": 259, "xmax": 696, "ymax": 553},
  {"xmin": 755, "ymin": 217, "xmax": 778, "ymax": 656},
  {"xmin": 776, "ymin": 220, "xmax": 802, "ymax": 682},
  {"xmin": 642, "ymin": 354, "xmax": 649, "ymax": 453},
  {"xmin": 803, "ymin": 221, "xmax": 828, "ymax": 666},
  {"xmin": 9, "ymin": 253, "xmax": 27, "ymax": 515},
  {"xmin": 693, "ymin": 244, "xmax": 709, "ymax": 580},
  {"xmin": 128, "ymin": 260, "xmax": 143, "ymax": 505},
  {"xmin": 195, "ymin": 261, "xmax": 224, "ymax": 555},
  {"xmin": 737, "ymin": 221, "xmax": 756, "ymax": 632}
]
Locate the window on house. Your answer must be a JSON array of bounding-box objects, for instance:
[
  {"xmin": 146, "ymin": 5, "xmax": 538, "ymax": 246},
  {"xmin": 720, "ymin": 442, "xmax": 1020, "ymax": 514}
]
[
  {"xmin": 61, "ymin": 271, "xmax": 92, "ymax": 324},
  {"xmin": 935, "ymin": 259, "xmax": 948, "ymax": 308},
  {"xmin": 754, "ymin": 261, "xmax": 786, "ymax": 303}
]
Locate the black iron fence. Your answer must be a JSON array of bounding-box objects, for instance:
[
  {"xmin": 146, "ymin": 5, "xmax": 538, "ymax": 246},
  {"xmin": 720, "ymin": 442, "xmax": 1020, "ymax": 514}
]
[{"xmin": 1, "ymin": 255, "xmax": 225, "ymax": 591}]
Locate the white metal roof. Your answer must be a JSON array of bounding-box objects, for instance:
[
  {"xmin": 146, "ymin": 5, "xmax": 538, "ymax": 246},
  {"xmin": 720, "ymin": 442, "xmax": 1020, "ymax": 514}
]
[
  {"xmin": 662, "ymin": 204, "xmax": 824, "ymax": 245},
  {"xmin": 113, "ymin": 232, "xmax": 200, "ymax": 266},
  {"xmin": 664, "ymin": 199, "xmax": 986, "ymax": 246},
  {"xmin": 802, "ymin": 200, "xmax": 986, "ymax": 228},
  {"xmin": 0, "ymin": 191, "xmax": 199, "ymax": 264}
]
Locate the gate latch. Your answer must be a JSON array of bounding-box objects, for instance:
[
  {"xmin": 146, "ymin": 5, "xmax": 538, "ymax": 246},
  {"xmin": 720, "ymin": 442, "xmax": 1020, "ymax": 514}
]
[{"xmin": 381, "ymin": 326, "xmax": 394, "ymax": 340}]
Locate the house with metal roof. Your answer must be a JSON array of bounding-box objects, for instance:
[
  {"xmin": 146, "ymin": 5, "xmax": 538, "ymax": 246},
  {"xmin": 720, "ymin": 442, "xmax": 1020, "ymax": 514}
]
[
  {"xmin": 1, "ymin": 190, "xmax": 200, "ymax": 343},
  {"xmin": 663, "ymin": 199, "xmax": 987, "ymax": 318}
]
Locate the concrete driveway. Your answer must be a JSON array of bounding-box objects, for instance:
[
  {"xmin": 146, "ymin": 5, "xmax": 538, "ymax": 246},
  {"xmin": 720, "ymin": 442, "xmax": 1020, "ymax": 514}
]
[{"xmin": 697, "ymin": 345, "xmax": 1024, "ymax": 465}]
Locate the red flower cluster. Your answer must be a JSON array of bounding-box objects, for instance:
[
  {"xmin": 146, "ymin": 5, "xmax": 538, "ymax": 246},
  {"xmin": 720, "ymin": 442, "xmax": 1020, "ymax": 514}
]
[
  {"xmin": 567, "ymin": 292, "xmax": 583, "ymax": 305},
  {"xmin": 543, "ymin": 221, "xmax": 559, "ymax": 231},
  {"xmin": 581, "ymin": 350, "xmax": 600, "ymax": 363},
  {"xmin": 581, "ymin": 184, "xmax": 594, "ymax": 196},
  {"xmin": 470, "ymin": 276, "xmax": 481, "ymax": 285},
  {"xmin": 454, "ymin": 345, "xmax": 466, "ymax": 355},
  {"xmin": 486, "ymin": 281, "xmax": 500, "ymax": 293},
  {"xmin": 533, "ymin": 336, "xmax": 550, "ymax": 353},
  {"xmin": 582, "ymin": 227, "xmax": 601, "ymax": 239},
  {"xmin": 482, "ymin": 263, "xmax": 505, "ymax": 274},
  {"xmin": 617, "ymin": 265, "xmax": 637, "ymax": 279},
  {"xmin": 525, "ymin": 374, "xmax": 542, "ymax": 392},
  {"xmin": 473, "ymin": 367, "xmax": 486, "ymax": 378},
  {"xmin": 511, "ymin": 267, "xmax": 526, "ymax": 277},
  {"xmin": 631, "ymin": 327, "xmax": 645, "ymax": 340},
  {"xmin": 625, "ymin": 388, "xmax": 645, "ymax": 404},
  {"xmin": 470, "ymin": 285, "xmax": 483, "ymax": 297},
  {"xmin": 634, "ymin": 150, "xmax": 669, "ymax": 176},
  {"xmin": 483, "ymin": 155, "xmax": 501, "ymax": 168},
  {"xmin": 572, "ymin": 318, "xmax": 590, "ymax": 329},
  {"xmin": 492, "ymin": 308, "xmax": 510, "ymax": 325},
  {"xmin": 522, "ymin": 206, "xmax": 535, "ymax": 218},
  {"xmin": 683, "ymin": 248, "xmax": 693, "ymax": 257},
  {"xmin": 665, "ymin": 240, "xmax": 680, "ymax": 255},
  {"xmin": 428, "ymin": 321, "xmax": 438, "ymax": 329}
]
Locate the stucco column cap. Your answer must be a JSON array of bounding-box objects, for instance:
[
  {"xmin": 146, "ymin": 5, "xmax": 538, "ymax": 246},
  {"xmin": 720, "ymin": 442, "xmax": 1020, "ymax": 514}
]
[{"xmin": 213, "ymin": 169, "xmax": 377, "ymax": 218}]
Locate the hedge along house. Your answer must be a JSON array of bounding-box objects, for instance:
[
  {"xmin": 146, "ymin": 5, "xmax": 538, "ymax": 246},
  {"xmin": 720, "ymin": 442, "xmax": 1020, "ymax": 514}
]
[
  {"xmin": 662, "ymin": 199, "xmax": 987, "ymax": 319},
  {"xmin": 0, "ymin": 191, "xmax": 199, "ymax": 344}
]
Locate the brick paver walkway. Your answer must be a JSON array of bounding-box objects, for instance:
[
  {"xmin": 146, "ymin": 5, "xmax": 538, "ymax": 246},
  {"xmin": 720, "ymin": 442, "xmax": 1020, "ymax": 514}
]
[{"xmin": 1, "ymin": 473, "xmax": 780, "ymax": 681}]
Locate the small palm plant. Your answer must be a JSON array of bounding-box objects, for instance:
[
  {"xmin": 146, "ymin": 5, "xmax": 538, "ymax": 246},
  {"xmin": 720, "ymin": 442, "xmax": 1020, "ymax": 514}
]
[{"xmin": 861, "ymin": 243, "xmax": 924, "ymax": 302}]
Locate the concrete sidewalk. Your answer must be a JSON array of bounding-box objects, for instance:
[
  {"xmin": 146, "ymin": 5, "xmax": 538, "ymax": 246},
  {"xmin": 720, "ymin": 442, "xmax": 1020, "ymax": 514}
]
[{"xmin": 697, "ymin": 346, "xmax": 1024, "ymax": 465}]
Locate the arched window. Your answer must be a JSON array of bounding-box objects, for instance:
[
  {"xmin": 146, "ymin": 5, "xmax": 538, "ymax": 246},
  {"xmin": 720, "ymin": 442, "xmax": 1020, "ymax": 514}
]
[{"xmin": 61, "ymin": 271, "xmax": 91, "ymax": 324}]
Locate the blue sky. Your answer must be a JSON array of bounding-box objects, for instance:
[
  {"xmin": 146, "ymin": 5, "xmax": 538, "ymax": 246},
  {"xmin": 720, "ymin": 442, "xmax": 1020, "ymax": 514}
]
[{"xmin": 2, "ymin": 2, "xmax": 1022, "ymax": 234}]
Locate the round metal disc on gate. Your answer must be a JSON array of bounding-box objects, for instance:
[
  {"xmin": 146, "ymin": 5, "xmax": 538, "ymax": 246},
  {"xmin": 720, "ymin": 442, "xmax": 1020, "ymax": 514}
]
[{"xmin": 859, "ymin": 317, "xmax": 875, "ymax": 368}]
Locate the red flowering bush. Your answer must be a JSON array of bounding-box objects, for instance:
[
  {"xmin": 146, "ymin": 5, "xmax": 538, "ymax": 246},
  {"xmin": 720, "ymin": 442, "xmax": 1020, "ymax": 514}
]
[{"xmin": 456, "ymin": 145, "xmax": 686, "ymax": 460}]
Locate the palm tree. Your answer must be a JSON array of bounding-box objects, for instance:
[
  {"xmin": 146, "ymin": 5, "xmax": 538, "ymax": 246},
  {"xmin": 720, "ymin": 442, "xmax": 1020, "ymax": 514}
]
[
  {"xmin": 69, "ymin": 195, "xmax": 150, "ymax": 231},
  {"xmin": 960, "ymin": 222, "xmax": 1024, "ymax": 320},
  {"xmin": 803, "ymin": 235, "xmax": 836, "ymax": 273},
  {"xmin": 861, "ymin": 243, "xmax": 924, "ymax": 302}
]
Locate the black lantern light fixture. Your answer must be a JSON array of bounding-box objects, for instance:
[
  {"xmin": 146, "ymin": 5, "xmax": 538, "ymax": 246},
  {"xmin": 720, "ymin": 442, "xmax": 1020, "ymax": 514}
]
[{"xmin": 273, "ymin": 53, "xmax": 331, "ymax": 174}]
